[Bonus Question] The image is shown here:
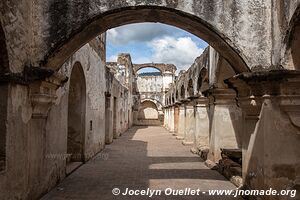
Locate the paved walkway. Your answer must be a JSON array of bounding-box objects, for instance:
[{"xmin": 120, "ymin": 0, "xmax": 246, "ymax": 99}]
[{"xmin": 41, "ymin": 126, "xmax": 241, "ymax": 200}]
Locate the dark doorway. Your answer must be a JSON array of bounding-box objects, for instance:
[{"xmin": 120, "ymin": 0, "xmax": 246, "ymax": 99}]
[{"xmin": 67, "ymin": 62, "xmax": 86, "ymax": 174}]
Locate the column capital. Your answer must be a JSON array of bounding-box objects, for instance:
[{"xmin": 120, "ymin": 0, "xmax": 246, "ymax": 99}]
[
  {"xmin": 226, "ymin": 70, "xmax": 300, "ymax": 121},
  {"xmin": 179, "ymin": 105, "xmax": 185, "ymax": 110},
  {"xmin": 194, "ymin": 96, "xmax": 209, "ymax": 107},
  {"xmin": 185, "ymin": 103, "xmax": 195, "ymax": 109},
  {"xmin": 205, "ymin": 88, "xmax": 237, "ymax": 105},
  {"xmin": 30, "ymin": 72, "xmax": 68, "ymax": 118},
  {"xmin": 174, "ymin": 101, "xmax": 183, "ymax": 106},
  {"xmin": 181, "ymin": 99, "xmax": 191, "ymax": 103}
]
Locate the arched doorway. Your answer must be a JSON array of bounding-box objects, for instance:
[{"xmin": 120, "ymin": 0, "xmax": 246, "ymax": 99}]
[
  {"xmin": 187, "ymin": 79, "xmax": 194, "ymax": 97},
  {"xmin": 0, "ymin": 23, "xmax": 9, "ymax": 171},
  {"xmin": 137, "ymin": 100, "xmax": 161, "ymax": 126},
  {"xmin": 67, "ymin": 62, "xmax": 86, "ymax": 173},
  {"xmin": 180, "ymin": 85, "xmax": 185, "ymax": 100}
]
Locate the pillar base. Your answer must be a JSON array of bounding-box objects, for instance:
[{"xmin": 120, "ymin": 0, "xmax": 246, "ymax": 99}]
[
  {"xmin": 182, "ymin": 140, "xmax": 194, "ymax": 146},
  {"xmin": 176, "ymin": 136, "xmax": 184, "ymax": 140},
  {"xmin": 190, "ymin": 147, "xmax": 199, "ymax": 154},
  {"xmin": 204, "ymin": 160, "xmax": 218, "ymax": 170}
]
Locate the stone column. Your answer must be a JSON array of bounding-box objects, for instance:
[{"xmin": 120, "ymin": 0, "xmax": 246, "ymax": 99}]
[
  {"xmin": 183, "ymin": 102, "xmax": 196, "ymax": 145},
  {"xmin": 206, "ymin": 88, "xmax": 243, "ymax": 164},
  {"xmin": 164, "ymin": 107, "xmax": 169, "ymax": 130},
  {"xmin": 166, "ymin": 107, "xmax": 170, "ymax": 130},
  {"xmin": 226, "ymin": 71, "xmax": 300, "ymax": 193},
  {"xmin": 168, "ymin": 107, "xmax": 172, "ymax": 131},
  {"xmin": 192, "ymin": 97, "xmax": 210, "ymax": 159},
  {"xmin": 174, "ymin": 105, "xmax": 179, "ymax": 135},
  {"xmin": 176, "ymin": 104, "xmax": 185, "ymax": 140},
  {"xmin": 169, "ymin": 106, "xmax": 175, "ymax": 133},
  {"xmin": 163, "ymin": 108, "xmax": 167, "ymax": 128}
]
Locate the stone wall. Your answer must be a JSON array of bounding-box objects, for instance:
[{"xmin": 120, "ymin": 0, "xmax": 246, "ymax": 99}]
[{"xmin": 0, "ymin": 34, "xmax": 136, "ymax": 200}]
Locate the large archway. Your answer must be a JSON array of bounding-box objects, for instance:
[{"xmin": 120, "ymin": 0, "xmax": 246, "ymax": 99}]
[
  {"xmin": 43, "ymin": 5, "xmax": 250, "ymax": 74},
  {"xmin": 134, "ymin": 63, "xmax": 176, "ymax": 74},
  {"xmin": 138, "ymin": 101, "xmax": 159, "ymax": 119},
  {"xmin": 141, "ymin": 98, "xmax": 163, "ymax": 111},
  {"xmin": 136, "ymin": 99, "xmax": 163, "ymax": 126},
  {"xmin": 67, "ymin": 62, "xmax": 86, "ymax": 173}
]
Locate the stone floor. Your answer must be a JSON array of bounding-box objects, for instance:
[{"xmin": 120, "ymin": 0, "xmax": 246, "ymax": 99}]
[{"xmin": 41, "ymin": 126, "xmax": 241, "ymax": 200}]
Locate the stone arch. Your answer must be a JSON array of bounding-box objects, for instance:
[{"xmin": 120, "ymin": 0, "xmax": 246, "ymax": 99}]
[
  {"xmin": 180, "ymin": 84, "xmax": 185, "ymax": 100},
  {"xmin": 134, "ymin": 64, "xmax": 176, "ymax": 74},
  {"xmin": 43, "ymin": 4, "xmax": 250, "ymax": 73},
  {"xmin": 138, "ymin": 100, "xmax": 159, "ymax": 120},
  {"xmin": 141, "ymin": 98, "xmax": 163, "ymax": 111},
  {"xmin": 187, "ymin": 79, "xmax": 194, "ymax": 97},
  {"xmin": 284, "ymin": 5, "xmax": 300, "ymax": 70},
  {"xmin": 197, "ymin": 67, "xmax": 208, "ymax": 92},
  {"xmin": 136, "ymin": 66, "xmax": 162, "ymax": 75},
  {"xmin": 67, "ymin": 62, "xmax": 86, "ymax": 165}
]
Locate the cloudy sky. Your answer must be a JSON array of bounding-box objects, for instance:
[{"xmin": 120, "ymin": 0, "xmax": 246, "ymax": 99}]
[{"xmin": 106, "ymin": 23, "xmax": 208, "ymax": 73}]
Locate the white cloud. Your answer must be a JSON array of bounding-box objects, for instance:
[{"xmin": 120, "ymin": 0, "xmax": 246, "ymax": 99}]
[
  {"xmin": 107, "ymin": 54, "xmax": 151, "ymax": 63},
  {"xmin": 107, "ymin": 23, "xmax": 174, "ymax": 46},
  {"xmin": 148, "ymin": 36, "xmax": 203, "ymax": 71},
  {"xmin": 107, "ymin": 55, "xmax": 118, "ymax": 62}
]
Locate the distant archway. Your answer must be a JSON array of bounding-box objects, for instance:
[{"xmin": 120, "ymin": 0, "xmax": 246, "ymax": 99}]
[
  {"xmin": 136, "ymin": 67, "xmax": 161, "ymax": 77},
  {"xmin": 134, "ymin": 63, "xmax": 176, "ymax": 74},
  {"xmin": 141, "ymin": 98, "xmax": 163, "ymax": 110},
  {"xmin": 67, "ymin": 62, "xmax": 86, "ymax": 170},
  {"xmin": 138, "ymin": 100, "xmax": 159, "ymax": 120}
]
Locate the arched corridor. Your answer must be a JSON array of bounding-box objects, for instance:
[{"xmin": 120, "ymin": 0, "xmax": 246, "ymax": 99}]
[{"xmin": 0, "ymin": 1, "xmax": 300, "ymax": 200}]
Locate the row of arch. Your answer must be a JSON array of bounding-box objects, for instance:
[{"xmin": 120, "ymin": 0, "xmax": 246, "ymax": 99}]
[{"xmin": 165, "ymin": 66, "xmax": 208, "ymax": 106}]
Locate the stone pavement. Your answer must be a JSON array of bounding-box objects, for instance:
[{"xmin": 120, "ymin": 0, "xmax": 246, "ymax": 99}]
[{"xmin": 41, "ymin": 126, "xmax": 241, "ymax": 200}]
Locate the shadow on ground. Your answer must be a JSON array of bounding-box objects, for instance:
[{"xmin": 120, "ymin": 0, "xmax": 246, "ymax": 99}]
[{"xmin": 40, "ymin": 126, "xmax": 241, "ymax": 200}]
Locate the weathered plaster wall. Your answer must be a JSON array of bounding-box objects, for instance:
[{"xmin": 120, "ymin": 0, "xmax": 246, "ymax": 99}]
[
  {"xmin": 137, "ymin": 76, "xmax": 163, "ymax": 93},
  {"xmin": 0, "ymin": 35, "xmax": 107, "ymax": 200},
  {"xmin": 106, "ymin": 54, "xmax": 136, "ymax": 137}
]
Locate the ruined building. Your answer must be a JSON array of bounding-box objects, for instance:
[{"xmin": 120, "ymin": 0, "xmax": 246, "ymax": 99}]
[{"xmin": 0, "ymin": 1, "xmax": 300, "ymax": 200}]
